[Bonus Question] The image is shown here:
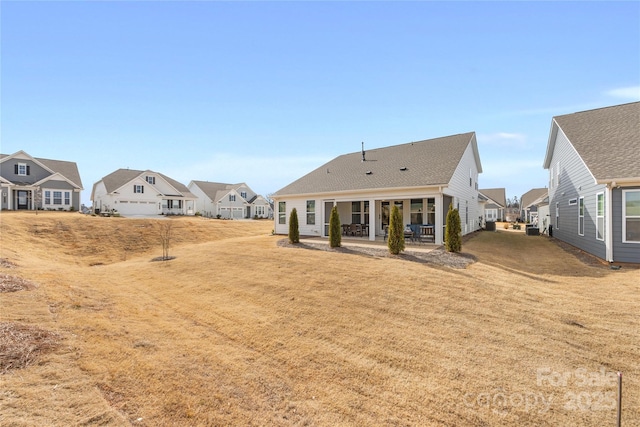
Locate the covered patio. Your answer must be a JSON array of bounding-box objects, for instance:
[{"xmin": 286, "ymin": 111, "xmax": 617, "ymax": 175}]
[{"xmin": 320, "ymin": 195, "xmax": 452, "ymax": 245}]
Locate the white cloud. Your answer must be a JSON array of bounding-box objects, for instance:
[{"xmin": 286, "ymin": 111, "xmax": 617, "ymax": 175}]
[{"xmin": 604, "ymin": 86, "xmax": 640, "ymax": 100}]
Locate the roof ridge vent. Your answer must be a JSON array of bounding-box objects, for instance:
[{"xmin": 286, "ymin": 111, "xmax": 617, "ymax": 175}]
[{"xmin": 400, "ymin": 167, "xmax": 408, "ymax": 171}]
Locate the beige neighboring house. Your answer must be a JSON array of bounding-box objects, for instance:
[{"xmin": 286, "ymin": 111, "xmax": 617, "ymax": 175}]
[
  {"xmin": 272, "ymin": 132, "xmax": 483, "ymax": 244},
  {"xmin": 91, "ymin": 169, "xmax": 197, "ymax": 216},
  {"xmin": 478, "ymin": 188, "xmax": 506, "ymax": 222},
  {"xmin": 0, "ymin": 150, "xmax": 83, "ymax": 211},
  {"xmin": 188, "ymin": 181, "xmax": 272, "ymax": 219}
]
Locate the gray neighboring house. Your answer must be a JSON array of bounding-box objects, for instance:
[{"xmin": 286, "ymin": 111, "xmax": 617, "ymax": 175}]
[
  {"xmin": 188, "ymin": 181, "xmax": 272, "ymax": 219},
  {"xmin": 478, "ymin": 188, "xmax": 506, "ymax": 222},
  {"xmin": 520, "ymin": 188, "xmax": 548, "ymax": 224},
  {"xmin": 91, "ymin": 169, "xmax": 197, "ymax": 216},
  {"xmin": 272, "ymin": 132, "xmax": 483, "ymax": 244},
  {"xmin": 543, "ymin": 101, "xmax": 640, "ymax": 263},
  {"xmin": 0, "ymin": 150, "xmax": 83, "ymax": 211}
]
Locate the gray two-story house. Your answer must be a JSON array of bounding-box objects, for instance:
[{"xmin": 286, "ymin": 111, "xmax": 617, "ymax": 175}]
[
  {"xmin": 0, "ymin": 150, "xmax": 83, "ymax": 211},
  {"xmin": 543, "ymin": 102, "xmax": 640, "ymax": 264}
]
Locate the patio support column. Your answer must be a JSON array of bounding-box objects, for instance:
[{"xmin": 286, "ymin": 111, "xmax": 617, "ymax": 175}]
[{"xmin": 368, "ymin": 198, "xmax": 376, "ymax": 241}]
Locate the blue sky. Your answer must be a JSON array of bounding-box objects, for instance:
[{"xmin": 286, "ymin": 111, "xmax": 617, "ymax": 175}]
[{"xmin": 2, "ymin": 1, "xmax": 639, "ymax": 206}]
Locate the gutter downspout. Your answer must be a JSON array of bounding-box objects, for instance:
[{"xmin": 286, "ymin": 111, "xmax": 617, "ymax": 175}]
[{"xmin": 606, "ymin": 183, "xmax": 614, "ymax": 262}]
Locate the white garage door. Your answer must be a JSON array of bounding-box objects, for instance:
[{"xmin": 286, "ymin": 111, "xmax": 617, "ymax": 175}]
[{"xmin": 117, "ymin": 201, "xmax": 158, "ymax": 216}]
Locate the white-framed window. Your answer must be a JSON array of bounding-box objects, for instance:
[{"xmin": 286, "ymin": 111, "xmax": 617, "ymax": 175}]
[
  {"xmin": 53, "ymin": 191, "xmax": 62, "ymax": 205},
  {"xmin": 555, "ymin": 202, "xmax": 559, "ymax": 229},
  {"xmin": 240, "ymin": 191, "xmax": 247, "ymax": 199},
  {"xmin": 596, "ymin": 193, "xmax": 605, "ymax": 241},
  {"xmin": 167, "ymin": 200, "xmax": 182, "ymax": 209},
  {"xmin": 17, "ymin": 163, "xmax": 28, "ymax": 176},
  {"xmin": 278, "ymin": 201, "xmax": 286, "ymax": 225},
  {"xmin": 623, "ymin": 190, "xmax": 640, "ymax": 243},
  {"xmin": 134, "ymin": 185, "xmax": 144, "ymax": 194},
  {"xmin": 44, "ymin": 191, "xmax": 51, "ymax": 205},
  {"xmin": 550, "ymin": 166, "xmax": 554, "ymax": 189},
  {"xmin": 255, "ymin": 205, "xmax": 265, "ymax": 216},
  {"xmin": 578, "ymin": 197, "xmax": 584, "ymax": 236},
  {"xmin": 146, "ymin": 176, "xmax": 155, "ymax": 184},
  {"xmin": 556, "ymin": 161, "xmax": 561, "ymax": 186},
  {"xmin": 229, "ymin": 194, "xmax": 236, "ymax": 202},
  {"xmin": 306, "ymin": 200, "xmax": 315, "ymax": 225},
  {"xmin": 64, "ymin": 191, "xmax": 70, "ymax": 205}
]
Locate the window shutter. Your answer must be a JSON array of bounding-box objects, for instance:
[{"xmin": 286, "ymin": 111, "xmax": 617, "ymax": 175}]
[
  {"xmin": 142, "ymin": 186, "xmax": 144, "ymax": 193},
  {"xmin": 14, "ymin": 164, "xmax": 18, "ymax": 174},
  {"xmin": 27, "ymin": 166, "xmax": 30, "ymax": 175}
]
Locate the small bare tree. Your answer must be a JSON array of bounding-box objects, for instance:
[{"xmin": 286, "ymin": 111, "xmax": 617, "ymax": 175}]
[{"xmin": 159, "ymin": 221, "xmax": 173, "ymax": 261}]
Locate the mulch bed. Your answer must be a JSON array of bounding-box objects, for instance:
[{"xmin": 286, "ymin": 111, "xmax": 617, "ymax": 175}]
[
  {"xmin": 0, "ymin": 322, "xmax": 61, "ymax": 373},
  {"xmin": 277, "ymin": 239, "xmax": 476, "ymax": 269}
]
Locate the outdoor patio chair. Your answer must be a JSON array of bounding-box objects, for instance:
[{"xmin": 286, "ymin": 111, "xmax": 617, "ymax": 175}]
[{"xmin": 419, "ymin": 225, "xmax": 435, "ymax": 244}]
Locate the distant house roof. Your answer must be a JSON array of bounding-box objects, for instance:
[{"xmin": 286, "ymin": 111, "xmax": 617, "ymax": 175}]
[
  {"xmin": 478, "ymin": 188, "xmax": 506, "ymax": 208},
  {"xmin": 99, "ymin": 168, "xmax": 196, "ymax": 198},
  {"xmin": 0, "ymin": 152, "xmax": 83, "ymax": 188},
  {"xmin": 544, "ymin": 102, "xmax": 640, "ymax": 182},
  {"xmin": 274, "ymin": 132, "xmax": 481, "ymax": 197},
  {"xmin": 521, "ymin": 188, "xmax": 548, "ymax": 209},
  {"xmin": 190, "ymin": 181, "xmax": 252, "ymax": 203}
]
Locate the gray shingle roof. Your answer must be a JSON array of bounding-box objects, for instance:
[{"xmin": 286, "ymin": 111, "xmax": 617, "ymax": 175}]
[
  {"xmin": 521, "ymin": 188, "xmax": 548, "ymax": 209},
  {"xmin": 0, "ymin": 153, "xmax": 83, "ymax": 188},
  {"xmin": 274, "ymin": 132, "xmax": 479, "ymax": 196},
  {"xmin": 478, "ymin": 188, "xmax": 506, "ymax": 207},
  {"xmin": 38, "ymin": 158, "xmax": 83, "ymax": 188},
  {"xmin": 100, "ymin": 168, "xmax": 196, "ymax": 198},
  {"xmin": 190, "ymin": 181, "xmax": 244, "ymax": 203},
  {"xmin": 551, "ymin": 102, "xmax": 640, "ymax": 181}
]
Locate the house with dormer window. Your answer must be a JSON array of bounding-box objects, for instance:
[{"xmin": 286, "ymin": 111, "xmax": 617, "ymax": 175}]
[
  {"xmin": 188, "ymin": 181, "xmax": 272, "ymax": 219},
  {"xmin": 91, "ymin": 168, "xmax": 196, "ymax": 216},
  {"xmin": 0, "ymin": 150, "xmax": 83, "ymax": 211}
]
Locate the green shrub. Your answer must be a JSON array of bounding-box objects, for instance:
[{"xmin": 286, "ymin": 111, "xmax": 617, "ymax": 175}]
[
  {"xmin": 329, "ymin": 205, "xmax": 341, "ymax": 248},
  {"xmin": 445, "ymin": 203, "xmax": 462, "ymax": 252},
  {"xmin": 387, "ymin": 205, "xmax": 405, "ymax": 255},
  {"xmin": 288, "ymin": 208, "xmax": 300, "ymax": 243}
]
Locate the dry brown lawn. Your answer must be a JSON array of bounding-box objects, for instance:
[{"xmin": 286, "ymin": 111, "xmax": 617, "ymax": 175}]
[{"xmin": 0, "ymin": 211, "xmax": 638, "ymax": 426}]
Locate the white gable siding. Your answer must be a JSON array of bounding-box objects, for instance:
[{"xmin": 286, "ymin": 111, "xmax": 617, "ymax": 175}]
[
  {"xmin": 274, "ymin": 197, "xmax": 322, "ymax": 236},
  {"xmin": 445, "ymin": 141, "xmax": 481, "ymax": 234},
  {"xmin": 188, "ymin": 183, "xmax": 216, "ymax": 216}
]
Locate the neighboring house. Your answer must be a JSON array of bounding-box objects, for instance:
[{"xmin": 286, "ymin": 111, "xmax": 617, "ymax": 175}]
[
  {"xmin": 91, "ymin": 169, "xmax": 197, "ymax": 216},
  {"xmin": 520, "ymin": 188, "xmax": 548, "ymax": 224},
  {"xmin": 478, "ymin": 188, "xmax": 506, "ymax": 222},
  {"xmin": 543, "ymin": 101, "xmax": 640, "ymax": 263},
  {"xmin": 272, "ymin": 132, "xmax": 483, "ymax": 244},
  {"xmin": 0, "ymin": 150, "xmax": 83, "ymax": 211},
  {"xmin": 188, "ymin": 181, "xmax": 272, "ymax": 219}
]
